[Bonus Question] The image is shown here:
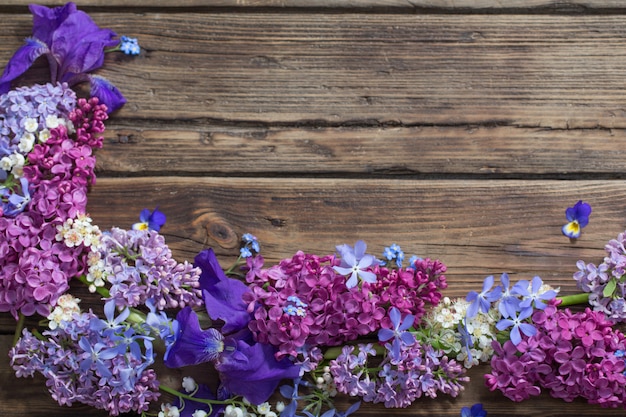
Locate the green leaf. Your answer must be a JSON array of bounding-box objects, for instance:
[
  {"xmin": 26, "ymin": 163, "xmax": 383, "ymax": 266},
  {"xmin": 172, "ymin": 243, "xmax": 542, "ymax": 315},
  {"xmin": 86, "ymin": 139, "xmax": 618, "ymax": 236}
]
[{"xmin": 603, "ymin": 278, "xmax": 617, "ymax": 298}]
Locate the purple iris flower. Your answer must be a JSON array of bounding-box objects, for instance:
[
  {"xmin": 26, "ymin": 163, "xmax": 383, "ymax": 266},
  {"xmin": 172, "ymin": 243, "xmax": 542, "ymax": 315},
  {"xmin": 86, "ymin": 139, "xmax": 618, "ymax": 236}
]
[
  {"xmin": 173, "ymin": 382, "xmax": 225, "ymax": 417},
  {"xmin": 562, "ymin": 200, "xmax": 591, "ymax": 239},
  {"xmin": 163, "ymin": 306, "xmax": 224, "ymax": 368},
  {"xmin": 215, "ymin": 337, "xmax": 300, "ymax": 405},
  {"xmin": 465, "ymin": 275, "xmax": 502, "ymax": 318},
  {"xmin": 0, "ymin": 2, "xmax": 126, "ymax": 112},
  {"xmin": 195, "ymin": 248, "xmax": 252, "ymax": 334}
]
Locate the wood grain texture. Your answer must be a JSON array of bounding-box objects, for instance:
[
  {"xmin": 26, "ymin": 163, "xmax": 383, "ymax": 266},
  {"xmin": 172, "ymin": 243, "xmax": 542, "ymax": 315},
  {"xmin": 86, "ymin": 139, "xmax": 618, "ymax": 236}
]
[
  {"xmin": 2, "ymin": 13, "xmax": 626, "ymax": 129},
  {"xmin": 81, "ymin": 177, "xmax": 625, "ymax": 295},
  {"xmin": 100, "ymin": 124, "xmax": 626, "ymax": 176}
]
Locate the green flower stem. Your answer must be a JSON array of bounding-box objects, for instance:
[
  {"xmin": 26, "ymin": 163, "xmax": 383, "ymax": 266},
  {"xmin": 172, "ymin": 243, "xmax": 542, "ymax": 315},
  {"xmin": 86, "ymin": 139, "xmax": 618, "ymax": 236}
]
[
  {"xmin": 224, "ymin": 255, "xmax": 243, "ymax": 276},
  {"xmin": 323, "ymin": 343, "xmax": 385, "ymax": 360},
  {"xmin": 13, "ymin": 313, "xmax": 25, "ymax": 346},
  {"xmin": 557, "ymin": 292, "xmax": 589, "ymax": 307},
  {"xmin": 158, "ymin": 385, "xmax": 237, "ymax": 414},
  {"xmin": 127, "ymin": 308, "xmax": 147, "ymax": 326}
]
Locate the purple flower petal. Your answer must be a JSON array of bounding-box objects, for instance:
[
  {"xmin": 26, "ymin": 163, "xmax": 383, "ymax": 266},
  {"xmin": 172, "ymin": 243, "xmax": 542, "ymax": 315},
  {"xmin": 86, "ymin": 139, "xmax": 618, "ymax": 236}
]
[
  {"xmin": 88, "ymin": 75, "xmax": 127, "ymax": 113},
  {"xmin": 216, "ymin": 339, "xmax": 300, "ymax": 404},
  {"xmin": 0, "ymin": 39, "xmax": 48, "ymax": 93},
  {"xmin": 196, "ymin": 248, "xmax": 251, "ymax": 334}
]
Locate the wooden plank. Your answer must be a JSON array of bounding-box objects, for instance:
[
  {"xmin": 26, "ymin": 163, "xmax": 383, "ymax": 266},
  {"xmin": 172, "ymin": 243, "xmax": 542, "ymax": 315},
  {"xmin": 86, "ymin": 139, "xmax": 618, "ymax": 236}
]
[
  {"xmin": 2, "ymin": 13, "xmax": 626, "ymax": 128},
  {"xmin": 80, "ymin": 177, "xmax": 623, "ymax": 297},
  {"xmin": 100, "ymin": 124, "xmax": 626, "ymax": 175},
  {"xmin": 0, "ymin": 1, "xmax": 625, "ymax": 9}
]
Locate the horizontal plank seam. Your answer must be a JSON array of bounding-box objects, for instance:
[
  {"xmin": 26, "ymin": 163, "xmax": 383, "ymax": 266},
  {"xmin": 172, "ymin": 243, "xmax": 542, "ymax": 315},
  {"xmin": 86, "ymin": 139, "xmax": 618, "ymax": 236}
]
[
  {"xmin": 109, "ymin": 118, "xmax": 622, "ymax": 132},
  {"xmin": 2, "ymin": 5, "xmax": 626, "ymax": 15}
]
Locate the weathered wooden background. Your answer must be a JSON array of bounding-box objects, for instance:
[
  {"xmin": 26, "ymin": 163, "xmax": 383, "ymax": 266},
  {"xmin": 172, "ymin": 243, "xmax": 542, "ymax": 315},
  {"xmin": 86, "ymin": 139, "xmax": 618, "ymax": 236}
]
[{"xmin": 2, "ymin": 0, "xmax": 626, "ymax": 416}]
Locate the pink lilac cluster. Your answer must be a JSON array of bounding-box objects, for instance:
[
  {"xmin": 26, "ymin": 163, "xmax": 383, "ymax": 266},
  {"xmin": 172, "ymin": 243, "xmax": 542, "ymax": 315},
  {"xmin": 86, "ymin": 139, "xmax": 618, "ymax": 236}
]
[
  {"xmin": 574, "ymin": 229, "xmax": 626, "ymax": 322},
  {"xmin": 0, "ymin": 94, "xmax": 107, "ymax": 318},
  {"xmin": 98, "ymin": 227, "xmax": 204, "ymax": 310},
  {"xmin": 243, "ymin": 252, "xmax": 449, "ymax": 361},
  {"xmin": 0, "ymin": 82, "xmax": 75, "ymax": 156},
  {"xmin": 243, "ymin": 251, "xmax": 386, "ymax": 360},
  {"xmin": 365, "ymin": 258, "xmax": 448, "ymax": 327},
  {"xmin": 10, "ymin": 308, "xmax": 160, "ymax": 415},
  {"xmin": 329, "ymin": 341, "xmax": 468, "ymax": 408},
  {"xmin": 485, "ymin": 304, "xmax": 626, "ymax": 408}
]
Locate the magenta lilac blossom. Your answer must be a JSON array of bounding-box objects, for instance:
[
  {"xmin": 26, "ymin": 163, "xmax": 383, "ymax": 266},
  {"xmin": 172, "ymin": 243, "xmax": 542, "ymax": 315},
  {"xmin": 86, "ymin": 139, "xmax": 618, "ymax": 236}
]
[{"xmin": 562, "ymin": 200, "xmax": 591, "ymax": 239}]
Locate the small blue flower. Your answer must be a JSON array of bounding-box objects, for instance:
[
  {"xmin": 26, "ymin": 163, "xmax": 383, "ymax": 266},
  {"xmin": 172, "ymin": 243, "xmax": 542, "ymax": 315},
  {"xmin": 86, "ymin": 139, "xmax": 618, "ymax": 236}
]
[
  {"xmin": 512, "ymin": 275, "xmax": 557, "ymax": 311},
  {"xmin": 333, "ymin": 240, "xmax": 378, "ymax": 288},
  {"xmin": 461, "ymin": 403, "xmax": 487, "ymax": 417},
  {"xmin": 495, "ymin": 306, "xmax": 537, "ymax": 345},
  {"xmin": 562, "ymin": 200, "xmax": 591, "ymax": 239},
  {"xmin": 382, "ymin": 243, "xmax": 405, "ymax": 268},
  {"xmin": 466, "ymin": 275, "xmax": 502, "ymax": 318},
  {"xmin": 132, "ymin": 207, "xmax": 166, "ymax": 232},
  {"xmin": 119, "ymin": 35, "xmax": 140, "ymax": 55},
  {"xmin": 240, "ymin": 233, "xmax": 260, "ymax": 258},
  {"xmin": 458, "ymin": 319, "xmax": 474, "ymax": 363},
  {"xmin": 378, "ymin": 307, "xmax": 416, "ymax": 361}
]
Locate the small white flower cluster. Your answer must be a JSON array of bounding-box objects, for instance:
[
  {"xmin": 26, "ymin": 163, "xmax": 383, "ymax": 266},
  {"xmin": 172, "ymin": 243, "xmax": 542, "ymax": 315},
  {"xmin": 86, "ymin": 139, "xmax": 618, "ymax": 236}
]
[
  {"xmin": 428, "ymin": 297, "xmax": 499, "ymax": 368},
  {"xmin": 224, "ymin": 400, "xmax": 280, "ymax": 417},
  {"xmin": 55, "ymin": 213, "xmax": 104, "ymax": 293},
  {"xmin": 315, "ymin": 366, "xmax": 338, "ymax": 397},
  {"xmin": 158, "ymin": 403, "xmax": 181, "ymax": 417},
  {"xmin": 56, "ymin": 213, "xmax": 101, "ymax": 249},
  {"xmin": 47, "ymin": 294, "xmax": 81, "ymax": 330}
]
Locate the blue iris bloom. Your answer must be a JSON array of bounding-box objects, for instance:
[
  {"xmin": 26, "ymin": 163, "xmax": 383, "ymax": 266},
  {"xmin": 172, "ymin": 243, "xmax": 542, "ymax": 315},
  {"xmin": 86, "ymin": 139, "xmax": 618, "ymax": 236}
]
[{"xmin": 562, "ymin": 200, "xmax": 591, "ymax": 239}]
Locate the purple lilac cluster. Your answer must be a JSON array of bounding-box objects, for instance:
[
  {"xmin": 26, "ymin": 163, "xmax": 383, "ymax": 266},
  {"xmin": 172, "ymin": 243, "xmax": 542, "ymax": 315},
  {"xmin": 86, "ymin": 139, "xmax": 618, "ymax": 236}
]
[
  {"xmin": 9, "ymin": 301, "xmax": 160, "ymax": 415},
  {"xmin": 0, "ymin": 94, "xmax": 106, "ymax": 319},
  {"xmin": 365, "ymin": 258, "xmax": 448, "ymax": 326},
  {"xmin": 243, "ymin": 251, "xmax": 386, "ymax": 360},
  {"xmin": 485, "ymin": 304, "xmax": 626, "ymax": 408},
  {"xmin": 0, "ymin": 82, "xmax": 75, "ymax": 159},
  {"xmin": 574, "ymin": 229, "xmax": 626, "ymax": 322},
  {"xmin": 97, "ymin": 227, "xmax": 204, "ymax": 310},
  {"xmin": 329, "ymin": 340, "xmax": 467, "ymax": 408},
  {"xmin": 243, "ymin": 249, "xmax": 449, "ymax": 361}
]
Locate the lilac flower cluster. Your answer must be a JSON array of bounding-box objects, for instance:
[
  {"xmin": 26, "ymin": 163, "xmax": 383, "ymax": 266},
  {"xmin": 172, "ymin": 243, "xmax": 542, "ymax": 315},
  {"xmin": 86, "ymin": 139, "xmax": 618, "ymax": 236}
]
[
  {"xmin": 574, "ymin": 229, "xmax": 626, "ymax": 322},
  {"xmin": 243, "ymin": 250, "xmax": 385, "ymax": 360},
  {"xmin": 366, "ymin": 257, "xmax": 448, "ymax": 326},
  {"xmin": 329, "ymin": 338, "xmax": 467, "ymax": 408},
  {"xmin": 485, "ymin": 304, "xmax": 626, "ymax": 408},
  {"xmin": 10, "ymin": 300, "xmax": 160, "ymax": 415},
  {"xmin": 95, "ymin": 227, "xmax": 204, "ymax": 310},
  {"xmin": 0, "ymin": 94, "xmax": 107, "ymax": 319},
  {"xmin": 243, "ymin": 243, "xmax": 449, "ymax": 362},
  {"xmin": 0, "ymin": 82, "xmax": 75, "ymax": 165}
]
